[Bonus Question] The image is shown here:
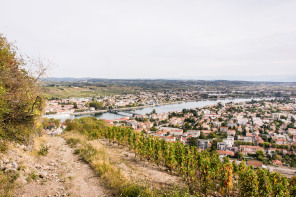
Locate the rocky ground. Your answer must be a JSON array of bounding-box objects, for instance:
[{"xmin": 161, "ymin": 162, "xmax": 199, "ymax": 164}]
[
  {"xmin": 0, "ymin": 133, "xmax": 188, "ymax": 197},
  {"xmin": 0, "ymin": 135, "xmax": 109, "ymax": 197}
]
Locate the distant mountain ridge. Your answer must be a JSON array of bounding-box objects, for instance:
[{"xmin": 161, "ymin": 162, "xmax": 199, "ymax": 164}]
[
  {"xmin": 42, "ymin": 77, "xmax": 93, "ymax": 82},
  {"xmin": 42, "ymin": 77, "xmax": 296, "ymax": 83}
]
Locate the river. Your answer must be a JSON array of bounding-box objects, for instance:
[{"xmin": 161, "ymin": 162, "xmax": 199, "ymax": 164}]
[{"xmin": 45, "ymin": 98, "xmax": 268, "ymax": 121}]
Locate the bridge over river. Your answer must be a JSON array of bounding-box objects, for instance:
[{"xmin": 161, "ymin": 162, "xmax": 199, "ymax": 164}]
[{"xmin": 107, "ymin": 109, "xmax": 140, "ymax": 116}]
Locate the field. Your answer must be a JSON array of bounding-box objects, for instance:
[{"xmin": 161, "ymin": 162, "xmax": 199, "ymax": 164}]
[
  {"xmin": 42, "ymin": 78, "xmax": 296, "ymax": 99},
  {"xmin": 42, "ymin": 85, "xmax": 140, "ymax": 99}
]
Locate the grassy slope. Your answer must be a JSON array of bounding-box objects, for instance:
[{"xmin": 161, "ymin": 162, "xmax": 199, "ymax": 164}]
[
  {"xmin": 42, "ymin": 86, "xmax": 141, "ymax": 99},
  {"xmin": 63, "ymin": 131, "xmax": 190, "ymax": 197}
]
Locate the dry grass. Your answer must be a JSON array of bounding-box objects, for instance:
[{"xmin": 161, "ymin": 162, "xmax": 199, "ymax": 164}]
[
  {"xmin": 30, "ymin": 136, "xmax": 47, "ymax": 157},
  {"xmin": 0, "ymin": 141, "xmax": 7, "ymax": 153},
  {"xmin": 0, "ymin": 171, "xmax": 18, "ymax": 197},
  {"xmin": 63, "ymin": 131, "xmax": 190, "ymax": 197},
  {"xmin": 63, "ymin": 132, "xmax": 139, "ymax": 196},
  {"xmin": 63, "ymin": 132, "xmax": 155, "ymax": 196}
]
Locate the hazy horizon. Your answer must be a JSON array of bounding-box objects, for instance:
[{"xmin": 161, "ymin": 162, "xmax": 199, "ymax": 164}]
[
  {"xmin": 1, "ymin": 0, "xmax": 296, "ymax": 81},
  {"xmin": 44, "ymin": 75, "xmax": 296, "ymax": 83}
]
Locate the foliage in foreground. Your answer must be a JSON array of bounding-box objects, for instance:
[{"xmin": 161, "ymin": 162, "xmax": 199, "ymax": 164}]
[
  {"xmin": 0, "ymin": 34, "xmax": 44, "ymax": 143},
  {"xmin": 66, "ymin": 117, "xmax": 296, "ymax": 196},
  {"xmin": 0, "ymin": 34, "xmax": 44, "ymax": 196},
  {"xmin": 0, "ymin": 171, "xmax": 18, "ymax": 197}
]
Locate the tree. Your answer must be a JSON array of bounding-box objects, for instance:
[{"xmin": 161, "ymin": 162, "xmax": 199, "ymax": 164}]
[
  {"xmin": 0, "ymin": 34, "xmax": 44, "ymax": 143},
  {"xmin": 199, "ymin": 132, "xmax": 206, "ymax": 139},
  {"xmin": 235, "ymin": 152, "xmax": 244, "ymax": 160},
  {"xmin": 209, "ymin": 132, "xmax": 216, "ymax": 139},
  {"xmin": 210, "ymin": 140, "xmax": 217, "ymax": 151},
  {"xmin": 187, "ymin": 137, "xmax": 198, "ymax": 147},
  {"xmin": 88, "ymin": 101, "xmax": 103, "ymax": 110},
  {"xmin": 183, "ymin": 122, "xmax": 192, "ymax": 131},
  {"xmin": 150, "ymin": 126, "xmax": 157, "ymax": 131},
  {"xmin": 42, "ymin": 118, "xmax": 60, "ymax": 129},
  {"xmin": 256, "ymin": 150, "xmax": 265, "ymax": 161}
]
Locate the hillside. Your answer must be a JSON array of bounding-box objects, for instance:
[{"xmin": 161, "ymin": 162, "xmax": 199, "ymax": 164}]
[
  {"xmin": 0, "ymin": 34, "xmax": 45, "ymax": 196},
  {"xmin": 0, "ymin": 130, "xmax": 188, "ymax": 196}
]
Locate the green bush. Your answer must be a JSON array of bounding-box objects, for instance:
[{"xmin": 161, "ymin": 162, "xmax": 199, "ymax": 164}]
[{"xmin": 38, "ymin": 144, "xmax": 49, "ymax": 156}]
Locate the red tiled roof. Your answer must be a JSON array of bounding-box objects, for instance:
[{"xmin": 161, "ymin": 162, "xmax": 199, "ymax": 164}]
[
  {"xmin": 247, "ymin": 161, "xmax": 263, "ymax": 168},
  {"xmin": 272, "ymin": 160, "xmax": 282, "ymax": 165},
  {"xmin": 217, "ymin": 150, "xmax": 234, "ymax": 156}
]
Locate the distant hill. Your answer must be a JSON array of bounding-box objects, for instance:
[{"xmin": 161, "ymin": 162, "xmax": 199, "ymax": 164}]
[
  {"xmin": 42, "ymin": 77, "xmax": 296, "ymax": 84},
  {"xmin": 42, "ymin": 77, "xmax": 94, "ymax": 82}
]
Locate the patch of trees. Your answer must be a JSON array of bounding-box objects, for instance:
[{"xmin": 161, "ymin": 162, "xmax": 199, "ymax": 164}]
[
  {"xmin": 87, "ymin": 101, "xmax": 104, "ymax": 110},
  {"xmin": 234, "ymin": 141, "xmax": 255, "ymax": 146},
  {"xmin": 42, "ymin": 118, "xmax": 61, "ymax": 130}
]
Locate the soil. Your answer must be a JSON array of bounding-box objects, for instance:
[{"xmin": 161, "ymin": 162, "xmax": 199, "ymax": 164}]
[
  {"xmin": 14, "ymin": 136, "xmax": 109, "ymax": 197},
  {"xmin": 12, "ymin": 134, "xmax": 186, "ymax": 196}
]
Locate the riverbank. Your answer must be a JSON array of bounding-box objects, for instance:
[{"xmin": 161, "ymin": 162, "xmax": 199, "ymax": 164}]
[
  {"xmin": 70, "ymin": 96, "xmax": 267, "ymax": 116},
  {"xmin": 45, "ymin": 97, "xmax": 271, "ymax": 121},
  {"xmin": 70, "ymin": 101, "xmax": 184, "ymax": 116}
]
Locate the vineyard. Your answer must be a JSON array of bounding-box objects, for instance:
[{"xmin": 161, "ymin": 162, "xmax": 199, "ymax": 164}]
[{"xmin": 65, "ymin": 117, "xmax": 296, "ymax": 197}]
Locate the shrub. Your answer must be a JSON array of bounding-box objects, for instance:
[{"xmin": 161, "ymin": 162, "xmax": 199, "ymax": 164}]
[
  {"xmin": 66, "ymin": 138, "xmax": 81, "ymax": 148},
  {"xmin": 0, "ymin": 140, "xmax": 7, "ymax": 152},
  {"xmin": 26, "ymin": 171, "xmax": 39, "ymax": 182},
  {"xmin": 0, "ymin": 171, "xmax": 16, "ymax": 196},
  {"xmin": 38, "ymin": 144, "xmax": 49, "ymax": 156}
]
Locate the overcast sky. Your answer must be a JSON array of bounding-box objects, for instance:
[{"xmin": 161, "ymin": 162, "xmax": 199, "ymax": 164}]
[{"xmin": 1, "ymin": 0, "xmax": 296, "ymax": 81}]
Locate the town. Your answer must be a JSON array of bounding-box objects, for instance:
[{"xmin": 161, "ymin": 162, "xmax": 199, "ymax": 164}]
[
  {"xmin": 44, "ymin": 95, "xmax": 296, "ymax": 176},
  {"xmin": 44, "ymin": 90, "xmax": 225, "ymax": 115}
]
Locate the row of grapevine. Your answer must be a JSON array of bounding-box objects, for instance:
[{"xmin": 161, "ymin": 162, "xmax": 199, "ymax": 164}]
[{"xmin": 65, "ymin": 117, "xmax": 296, "ymax": 196}]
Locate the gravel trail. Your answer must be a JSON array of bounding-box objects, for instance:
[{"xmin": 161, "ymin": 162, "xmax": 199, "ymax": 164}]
[{"xmin": 15, "ymin": 136, "xmax": 108, "ymax": 197}]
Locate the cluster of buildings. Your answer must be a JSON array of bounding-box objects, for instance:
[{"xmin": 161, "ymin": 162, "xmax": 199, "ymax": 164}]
[
  {"xmin": 44, "ymin": 93, "xmax": 296, "ymax": 168},
  {"xmin": 105, "ymin": 99, "xmax": 296, "ymax": 167},
  {"xmin": 44, "ymin": 98, "xmax": 91, "ymax": 114},
  {"xmin": 44, "ymin": 90, "xmax": 233, "ymax": 114}
]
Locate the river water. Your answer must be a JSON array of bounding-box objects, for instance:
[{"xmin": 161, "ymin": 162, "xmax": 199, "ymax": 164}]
[{"xmin": 45, "ymin": 98, "xmax": 267, "ymax": 121}]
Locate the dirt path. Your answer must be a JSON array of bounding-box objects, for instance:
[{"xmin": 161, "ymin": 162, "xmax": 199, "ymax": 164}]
[{"xmin": 15, "ymin": 136, "xmax": 109, "ymax": 197}]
